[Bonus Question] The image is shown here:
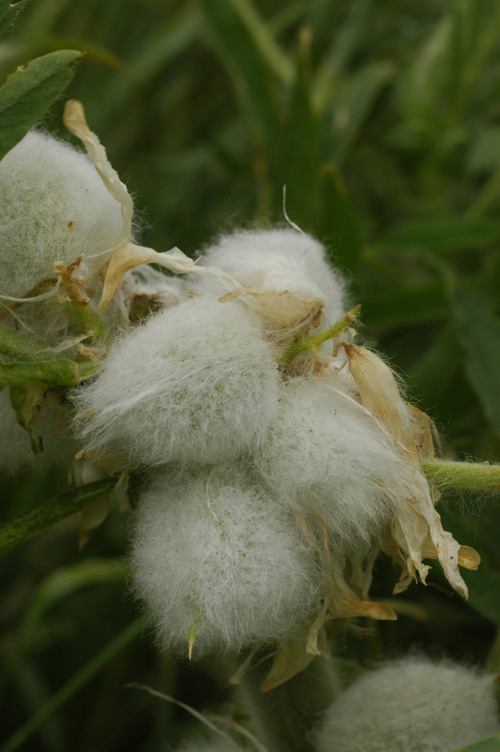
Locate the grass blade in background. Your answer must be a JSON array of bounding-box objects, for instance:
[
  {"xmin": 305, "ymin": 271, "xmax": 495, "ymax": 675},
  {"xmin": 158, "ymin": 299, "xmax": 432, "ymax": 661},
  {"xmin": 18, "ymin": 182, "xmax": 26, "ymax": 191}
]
[
  {"xmin": 0, "ymin": 49, "xmax": 81, "ymax": 159},
  {"xmin": 454, "ymin": 735, "xmax": 500, "ymax": 752},
  {"xmin": 451, "ymin": 286, "xmax": 500, "ymax": 437}
]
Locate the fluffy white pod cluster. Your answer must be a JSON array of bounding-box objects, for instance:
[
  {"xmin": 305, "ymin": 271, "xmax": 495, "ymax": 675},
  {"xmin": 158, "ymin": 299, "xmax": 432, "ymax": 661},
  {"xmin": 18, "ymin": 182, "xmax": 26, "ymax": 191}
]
[
  {"xmin": 254, "ymin": 376, "xmax": 410, "ymax": 551},
  {"xmin": 73, "ymin": 295, "xmax": 280, "ymax": 468},
  {"xmin": 315, "ymin": 657, "xmax": 500, "ymax": 752},
  {"xmin": 196, "ymin": 228, "xmax": 347, "ymax": 322},
  {"xmin": 131, "ymin": 465, "xmax": 318, "ymax": 655},
  {"xmin": 0, "ymin": 131, "xmax": 123, "ymax": 298}
]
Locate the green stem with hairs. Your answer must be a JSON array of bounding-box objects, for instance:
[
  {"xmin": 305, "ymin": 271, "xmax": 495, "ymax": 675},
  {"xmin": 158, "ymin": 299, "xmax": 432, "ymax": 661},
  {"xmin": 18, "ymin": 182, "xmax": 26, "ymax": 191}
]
[
  {"xmin": 420, "ymin": 458, "xmax": 500, "ymax": 491},
  {"xmin": 0, "ymin": 478, "xmax": 117, "ymax": 555},
  {"xmin": 284, "ymin": 304, "xmax": 361, "ymax": 363}
]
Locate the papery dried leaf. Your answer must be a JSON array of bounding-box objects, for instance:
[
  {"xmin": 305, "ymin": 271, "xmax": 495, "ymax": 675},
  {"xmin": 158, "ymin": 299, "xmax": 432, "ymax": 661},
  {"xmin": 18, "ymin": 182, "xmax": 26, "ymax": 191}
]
[
  {"xmin": 64, "ymin": 100, "xmax": 133, "ymax": 244},
  {"xmin": 78, "ymin": 495, "xmax": 110, "ymax": 549},
  {"xmin": 261, "ymin": 626, "xmax": 317, "ymax": 692},
  {"xmin": 408, "ymin": 404, "xmax": 435, "ymax": 459},
  {"xmin": 220, "ymin": 288, "xmax": 323, "ymax": 333}
]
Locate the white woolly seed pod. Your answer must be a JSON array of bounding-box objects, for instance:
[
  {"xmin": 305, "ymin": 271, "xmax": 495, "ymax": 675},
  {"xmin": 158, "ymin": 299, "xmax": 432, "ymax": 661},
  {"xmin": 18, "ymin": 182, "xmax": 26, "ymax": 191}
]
[
  {"xmin": 254, "ymin": 376, "xmax": 411, "ymax": 550},
  {"xmin": 131, "ymin": 465, "xmax": 319, "ymax": 655},
  {"xmin": 72, "ymin": 296, "xmax": 280, "ymax": 468},
  {"xmin": 196, "ymin": 228, "xmax": 347, "ymax": 322},
  {"xmin": 0, "ymin": 131, "xmax": 123, "ymax": 298},
  {"xmin": 315, "ymin": 657, "xmax": 500, "ymax": 752}
]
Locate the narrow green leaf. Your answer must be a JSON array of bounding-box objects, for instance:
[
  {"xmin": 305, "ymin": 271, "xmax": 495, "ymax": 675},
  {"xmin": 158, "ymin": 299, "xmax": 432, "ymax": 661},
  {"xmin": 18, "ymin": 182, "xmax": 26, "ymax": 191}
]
[
  {"xmin": 363, "ymin": 283, "xmax": 448, "ymax": 331},
  {"xmin": 284, "ymin": 30, "xmax": 318, "ymax": 227},
  {"xmin": 454, "ymin": 735, "xmax": 500, "ymax": 751},
  {"xmin": 451, "ymin": 286, "xmax": 500, "ymax": 436},
  {"xmin": 376, "ymin": 218, "xmax": 500, "ymax": 254},
  {"xmin": 0, "ymin": 358, "xmax": 96, "ymax": 387},
  {"xmin": 200, "ymin": 0, "xmax": 284, "ymax": 183},
  {"xmin": 0, "ymin": 327, "xmax": 49, "ymax": 362},
  {"xmin": 0, "ymin": 617, "xmax": 145, "ymax": 752},
  {"xmin": 328, "ymin": 62, "xmax": 393, "ymax": 166},
  {"xmin": 315, "ymin": 164, "xmax": 363, "ymax": 272},
  {"xmin": 0, "ymin": 49, "xmax": 82, "ymax": 160},
  {"xmin": 0, "ymin": 478, "xmax": 117, "ymax": 555},
  {"xmin": 0, "ymin": 0, "xmax": 31, "ymax": 40},
  {"xmin": 9, "ymin": 384, "xmax": 46, "ymax": 453}
]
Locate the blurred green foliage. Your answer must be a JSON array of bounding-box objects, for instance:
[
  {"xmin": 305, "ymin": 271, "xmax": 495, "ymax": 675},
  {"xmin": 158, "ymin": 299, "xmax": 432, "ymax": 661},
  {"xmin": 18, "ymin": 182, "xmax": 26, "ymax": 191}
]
[{"xmin": 1, "ymin": 0, "xmax": 500, "ymax": 750}]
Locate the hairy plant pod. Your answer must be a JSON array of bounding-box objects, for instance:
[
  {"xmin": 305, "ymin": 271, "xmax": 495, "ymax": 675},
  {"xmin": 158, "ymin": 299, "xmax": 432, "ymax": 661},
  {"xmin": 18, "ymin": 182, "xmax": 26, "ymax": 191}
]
[
  {"xmin": 196, "ymin": 228, "xmax": 348, "ymax": 323},
  {"xmin": 72, "ymin": 296, "xmax": 280, "ymax": 468},
  {"xmin": 315, "ymin": 657, "xmax": 500, "ymax": 752},
  {"xmin": 130, "ymin": 465, "xmax": 319, "ymax": 656},
  {"xmin": 0, "ymin": 131, "xmax": 123, "ymax": 298}
]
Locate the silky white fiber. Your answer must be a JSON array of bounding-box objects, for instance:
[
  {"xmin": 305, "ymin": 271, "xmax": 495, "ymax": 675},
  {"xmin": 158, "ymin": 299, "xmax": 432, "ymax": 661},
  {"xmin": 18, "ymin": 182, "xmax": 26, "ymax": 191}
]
[
  {"xmin": 0, "ymin": 131, "xmax": 123, "ymax": 297},
  {"xmin": 196, "ymin": 228, "xmax": 347, "ymax": 322},
  {"xmin": 72, "ymin": 296, "xmax": 280, "ymax": 468},
  {"xmin": 316, "ymin": 656, "xmax": 499, "ymax": 752},
  {"xmin": 254, "ymin": 376, "xmax": 408, "ymax": 549},
  {"xmin": 131, "ymin": 465, "xmax": 319, "ymax": 655}
]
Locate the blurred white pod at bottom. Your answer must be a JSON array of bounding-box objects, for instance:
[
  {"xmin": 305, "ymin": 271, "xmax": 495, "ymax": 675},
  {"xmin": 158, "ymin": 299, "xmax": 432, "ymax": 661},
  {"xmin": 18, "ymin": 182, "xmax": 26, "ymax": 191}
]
[
  {"xmin": 315, "ymin": 656, "xmax": 500, "ymax": 752},
  {"xmin": 131, "ymin": 464, "xmax": 320, "ymax": 656}
]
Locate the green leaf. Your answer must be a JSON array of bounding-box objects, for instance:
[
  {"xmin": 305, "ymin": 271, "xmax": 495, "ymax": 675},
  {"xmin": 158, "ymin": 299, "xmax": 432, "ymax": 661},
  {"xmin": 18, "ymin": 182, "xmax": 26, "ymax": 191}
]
[
  {"xmin": 0, "ymin": 617, "xmax": 145, "ymax": 752},
  {"xmin": 200, "ymin": 0, "xmax": 285, "ymax": 184},
  {"xmin": 0, "ymin": 0, "xmax": 31, "ymax": 40},
  {"xmin": 363, "ymin": 283, "xmax": 448, "ymax": 331},
  {"xmin": 440, "ymin": 503, "xmax": 500, "ymax": 626},
  {"xmin": 0, "ymin": 358, "xmax": 96, "ymax": 387},
  {"xmin": 315, "ymin": 164, "xmax": 363, "ymax": 272},
  {"xmin": 376, "ymin": 218, "xmax": 500, "ymax": 254},
  {"xmin": 450, "ymin": 286, "xmax": 500, "ymax": 436},
  {"xmin": 0, "ymin": 49, "xmax": 82, "ymax": 160},
  {"xmin": 283, "ymin": 30, "xmax": 318, "ymax": 227},
  {"xmin": 453, "ymin": 733, "xmax": 500, "ymax": 751},
  {"xmin": 9, "ymin": 384, "xmax": 46, "ymax": 454},
  {"xmin": 328, "ymin": 62, "xmax": 393, "ymax": 166},
  {"xmin": 0, "ymin": 478, "xmax": 117, "ymax": 556}
]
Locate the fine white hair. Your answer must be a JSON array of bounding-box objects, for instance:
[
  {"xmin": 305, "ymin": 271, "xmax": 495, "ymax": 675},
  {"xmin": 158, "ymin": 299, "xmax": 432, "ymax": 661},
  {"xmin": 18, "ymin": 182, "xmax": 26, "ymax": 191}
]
[
  {"xmin": 72, "ymin": 296, "xmax": 280, "ymax": 468},
  {"xmin": 0, "ymin": 131, "xmax": 123, "ymax": 298},
  {"xmin": 254, "ymin": 376, "xmax": 411, "ymax": 550},
  {"xmin": 315, "ymin": 656, "xmax": 500, "ymax": 752},
  {"xmin": 130, "ymin": 464, "xmax": 319, "ymax": 655},
  {"xmin": 196, "ymin": 228, "xmax": 347, "ymax": 323}
]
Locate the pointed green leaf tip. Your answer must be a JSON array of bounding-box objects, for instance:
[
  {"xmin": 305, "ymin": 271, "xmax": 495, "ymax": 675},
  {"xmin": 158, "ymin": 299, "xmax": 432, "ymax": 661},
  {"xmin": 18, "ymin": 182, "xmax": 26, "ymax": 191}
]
[{"xmin": 0, "ymin": 49, "xmax": 82, "ymax": 161}]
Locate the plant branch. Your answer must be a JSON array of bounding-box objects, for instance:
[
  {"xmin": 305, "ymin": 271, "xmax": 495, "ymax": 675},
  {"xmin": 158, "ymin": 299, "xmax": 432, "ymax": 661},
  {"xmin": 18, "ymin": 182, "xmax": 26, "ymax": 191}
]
[{"xmin": 420, "ymin": 458, "xmax": 500, "ymax": 491}]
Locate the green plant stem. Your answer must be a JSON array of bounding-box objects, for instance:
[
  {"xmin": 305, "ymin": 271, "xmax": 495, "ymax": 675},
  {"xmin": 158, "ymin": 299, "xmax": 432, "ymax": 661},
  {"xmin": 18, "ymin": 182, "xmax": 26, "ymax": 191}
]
[
  {"xmin": 61, "ymin": 299, "xmax": 111, "ymax": 346},
  {"xmin": 0, "ymin": 617, "xmax": 146, "ymax": 752},
  {"xmin": 240, "ymin": 656, "xmax": 337, "ymax": 752},
  {"xmin": 0, "ymin": 478, "xmax": 117, "ymax": 555},
  {"xmin": 420, "ymin": 458, "xmax": 500, "ymax": 491},
  {"xmin": 284, "ymin": 304, "xmax": 360, "ymax": 362},
  {"xmin": 0, "ymin": 358, "xmax": 97, "ymax": 387},
  {"xmin": 0, "ymin": 327, "xmax": 48, "ymax": 361}
]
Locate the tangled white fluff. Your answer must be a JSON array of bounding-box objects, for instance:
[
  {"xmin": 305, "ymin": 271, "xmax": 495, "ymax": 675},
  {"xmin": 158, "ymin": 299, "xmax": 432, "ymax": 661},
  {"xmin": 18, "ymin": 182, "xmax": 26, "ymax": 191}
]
[
  {"xmin": 254, "ymin": 376, "xmax": 407, "ymax": 549},
  {"xmin": 196, "ymin": 228, "xmax": 347, "ymax": 322},
  {"xmin": 131, "ymin": 465, "xmax": 319, "ymax": 655},
  {"xmin": 0, "ymin": 131, "xmax": 123, "ymax": 298},
  {"xmin": 73, "ymin": 296, "xmax": 280, "ymax": 467},
  {"xmin": 315, "ymin": 657, "xmax": 500, "ymax": 752}
]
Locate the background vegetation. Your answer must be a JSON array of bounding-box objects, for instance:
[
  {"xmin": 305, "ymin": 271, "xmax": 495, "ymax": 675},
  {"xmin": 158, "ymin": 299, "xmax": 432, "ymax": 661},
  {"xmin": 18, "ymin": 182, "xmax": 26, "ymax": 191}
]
[{"xmin": 1, "ymin": 0, "xmax": 500, "ymax": 750}]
